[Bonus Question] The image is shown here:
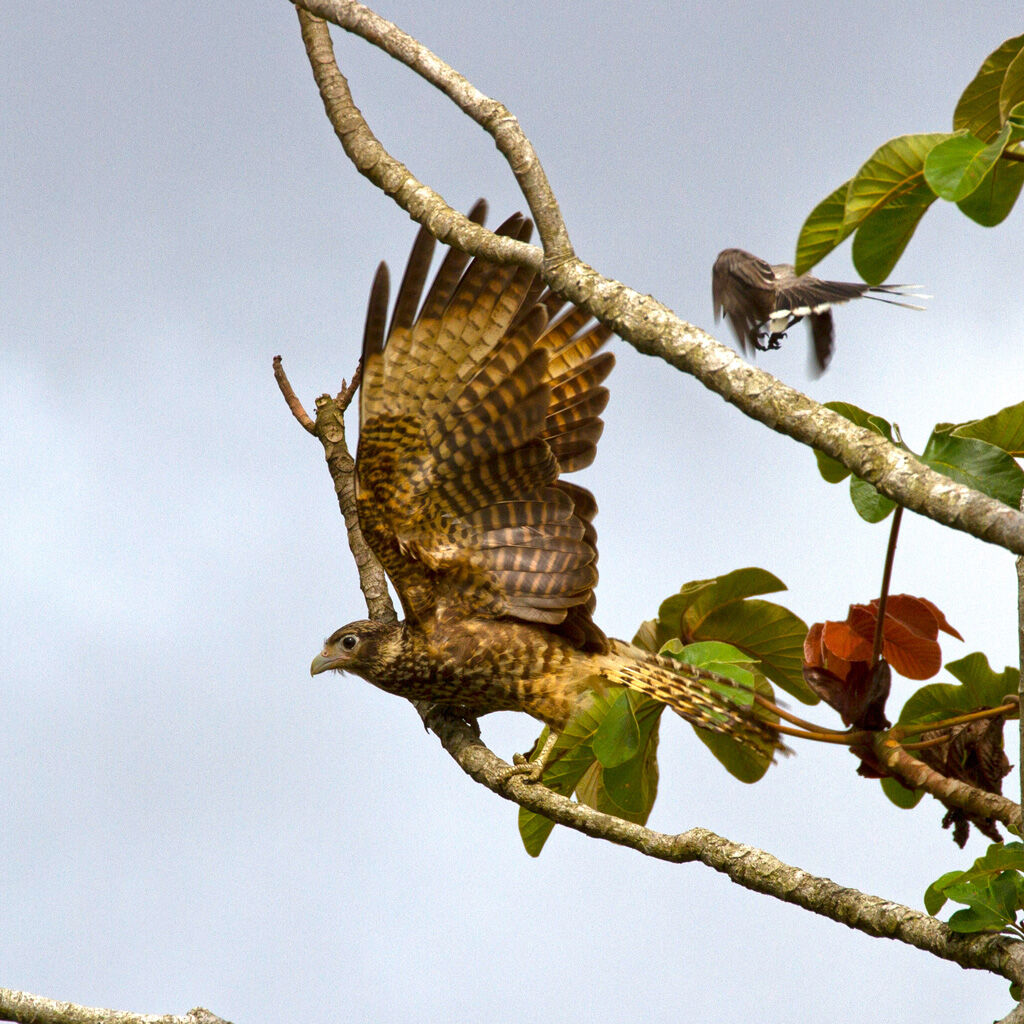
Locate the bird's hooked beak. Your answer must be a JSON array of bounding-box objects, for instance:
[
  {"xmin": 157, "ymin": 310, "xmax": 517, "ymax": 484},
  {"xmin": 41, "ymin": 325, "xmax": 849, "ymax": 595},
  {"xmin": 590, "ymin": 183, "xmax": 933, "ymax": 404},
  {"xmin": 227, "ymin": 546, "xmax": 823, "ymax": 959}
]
[{"xmin": 310, "ymin": 649, "xmax": 343, "ymax": 676}]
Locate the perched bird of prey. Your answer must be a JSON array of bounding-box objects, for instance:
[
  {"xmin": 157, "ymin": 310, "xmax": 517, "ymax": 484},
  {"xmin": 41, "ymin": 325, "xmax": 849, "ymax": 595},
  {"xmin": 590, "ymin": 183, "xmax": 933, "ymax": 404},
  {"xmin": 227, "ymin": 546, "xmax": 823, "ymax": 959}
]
[
  {"xmin": 311, "ymin": 203, "xmax": 780, "ymax": 769},
  {"xmin": 712, "ymin": 248, "xmax": 926, "ymax": 375}
]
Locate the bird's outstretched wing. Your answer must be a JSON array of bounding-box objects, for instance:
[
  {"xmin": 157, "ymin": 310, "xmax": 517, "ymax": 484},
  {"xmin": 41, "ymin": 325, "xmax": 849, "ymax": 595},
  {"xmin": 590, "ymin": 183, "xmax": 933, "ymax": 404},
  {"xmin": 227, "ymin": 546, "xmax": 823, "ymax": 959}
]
[
  {"xmin": 355, "ymin": 203, "xmax": 613, "ymax": 650},
  {"xmin": 711, "ymin": 248, "xmax": 776, "ymax": 352}
]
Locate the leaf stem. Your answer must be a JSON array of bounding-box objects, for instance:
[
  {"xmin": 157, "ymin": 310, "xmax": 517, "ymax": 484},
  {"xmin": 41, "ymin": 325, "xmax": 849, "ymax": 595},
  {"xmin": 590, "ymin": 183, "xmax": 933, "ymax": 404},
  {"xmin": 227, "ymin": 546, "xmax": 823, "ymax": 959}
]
[{"xmin": 871, "ymin": 505, "xmax": 903, "ymax": 667}]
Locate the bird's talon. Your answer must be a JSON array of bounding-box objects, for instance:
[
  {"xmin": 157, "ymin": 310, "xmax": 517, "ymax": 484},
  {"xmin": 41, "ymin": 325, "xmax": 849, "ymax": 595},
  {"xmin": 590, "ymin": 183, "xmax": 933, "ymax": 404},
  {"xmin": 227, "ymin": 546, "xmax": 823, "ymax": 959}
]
[{"xmin": 496, "ymin": 757, "xmax": 546, "ymax": 785}]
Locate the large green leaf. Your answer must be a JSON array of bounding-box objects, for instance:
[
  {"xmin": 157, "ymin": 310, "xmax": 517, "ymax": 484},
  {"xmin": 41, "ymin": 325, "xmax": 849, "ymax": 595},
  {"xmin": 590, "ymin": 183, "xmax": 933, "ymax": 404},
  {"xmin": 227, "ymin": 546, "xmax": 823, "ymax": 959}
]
[
  {"xmin": 898, "ymin": 651, "xmax": 1018, "ymax": 726},
  {"xmin": 794, "ymin": 180, "xmax": 854, "ymax": 274},
  {"xmin": 954, "ymin": 34, "xmax": 1024, "ymax": 140},
  {"xmin": 1000, "ymin": 46, "xmax": 1024, "ymax": 122},
  {"xmin": 921, "ymin": 427, "xmax": 1024, "ymax": 508},
  {"xmin": 849, "ymin": 475, "xmax": 897, "ymax": 523},
  {"xmin": 956, "ymin": 157, "xmax": 1024, "ymax": 226},
  {"xmin": 647, "ymin": 568, "xmax": 812, "ymax": 702},
  {"xmin": 881, "ymin": 775, "xmax": 924, "ymax": 810},
  {"xmin": 924, "ymin": 126, "xmax": 1013, "ymax": 202},
  {"xmin": 926, "ymin": 842, "xmax": 1024, "ymax": 934},
  {"xmin": 592, "ymin": 689, "xmax": 641, "ymax": 767},
  {"xmin": 517, "ymin": 685, "xmax": 664, "ymax": 856},
  {"xmin": 951, "ymin": 399, "xmax": 1024, "ymax": 456},
  {"xmin": 945, "ymin": 652, "xmax": 1020, "ymax": 708},
  {"xmin": 851, "ymin": 188, "xmax": 938, "ymax": 283}
]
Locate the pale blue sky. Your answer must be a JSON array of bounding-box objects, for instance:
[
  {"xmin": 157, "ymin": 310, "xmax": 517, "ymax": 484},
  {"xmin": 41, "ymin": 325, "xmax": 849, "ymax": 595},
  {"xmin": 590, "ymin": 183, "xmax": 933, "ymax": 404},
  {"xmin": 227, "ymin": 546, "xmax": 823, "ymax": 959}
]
[{"xmin": 3, "ymin": 3, "xmax": 1023, "ymax": 1021}]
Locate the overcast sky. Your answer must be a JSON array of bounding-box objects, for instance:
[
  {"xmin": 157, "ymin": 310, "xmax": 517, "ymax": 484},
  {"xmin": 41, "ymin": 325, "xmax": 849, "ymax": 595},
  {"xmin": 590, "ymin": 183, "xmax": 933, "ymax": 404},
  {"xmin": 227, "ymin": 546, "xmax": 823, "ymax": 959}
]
[{"xmin": 4, "ymin": 3, "xmax": 1023, "ymax": 1022}]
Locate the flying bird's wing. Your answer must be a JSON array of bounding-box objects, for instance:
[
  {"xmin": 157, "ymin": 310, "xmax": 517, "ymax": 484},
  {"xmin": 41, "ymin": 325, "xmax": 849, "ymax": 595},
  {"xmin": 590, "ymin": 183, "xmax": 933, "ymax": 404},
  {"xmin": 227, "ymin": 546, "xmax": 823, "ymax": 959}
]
[
  {"xmin": 711, "ymin": 248, "xmax": 776, "ymax": 352},
  {"xmin": 355, "ymin": 205, "xmax": 613, "ymax": 650}
]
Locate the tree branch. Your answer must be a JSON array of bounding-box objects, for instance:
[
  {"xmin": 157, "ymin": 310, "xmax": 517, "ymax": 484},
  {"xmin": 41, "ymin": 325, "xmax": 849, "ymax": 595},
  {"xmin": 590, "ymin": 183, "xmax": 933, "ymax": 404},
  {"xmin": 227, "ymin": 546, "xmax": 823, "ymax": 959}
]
[
  {"xmin": 426, "ymin": 711, "xmax": 1024, "ymax": 986},
  {"xmin": 875, "ymin": 736, "xmax": 1023, "ymax": 832},
  {"xmin": 0, "ymin": 990, "xmax": 231, "ymax": 1024},
  {"xmin": 294, "ymin": 1, "xmax": 571, "ymax": 265},
  {"xmin": 290, "ymin": 0, "xmax": 1024, "ymax": 559}
]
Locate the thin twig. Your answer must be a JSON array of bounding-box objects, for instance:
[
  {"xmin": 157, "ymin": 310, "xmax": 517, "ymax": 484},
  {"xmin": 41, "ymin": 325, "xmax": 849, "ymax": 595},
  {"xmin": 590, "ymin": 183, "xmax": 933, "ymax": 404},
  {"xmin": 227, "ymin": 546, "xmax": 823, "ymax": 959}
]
[
  {"xmin": 754, "ymin": 693, "xmax": 861, "ymax": 738},
  {"xmin": 893, "ymin": 702, "xmax": 1019, "ymax": 738},
  {"xmin": 273, "ymin": 355, "xmax": 316, "ymax": 434}
]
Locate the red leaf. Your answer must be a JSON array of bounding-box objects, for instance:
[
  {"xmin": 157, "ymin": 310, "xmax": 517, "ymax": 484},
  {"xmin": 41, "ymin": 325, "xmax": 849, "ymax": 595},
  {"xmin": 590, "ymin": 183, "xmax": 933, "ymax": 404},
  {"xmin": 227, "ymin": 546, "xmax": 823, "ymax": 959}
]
[
  {"xmin": 822, "ymin": 619, "xmax": 873, "ymax": 662},
  {"xmin": 804, "ymin": 621, "xmax": 824, "ymax": 666},
  {"xmin": 881, "ymin": 595, "xmax": 939, "ymax": 639},
  {"xmin": 914, "ymin": 595, "xmax": 964, "ymax": 641}
]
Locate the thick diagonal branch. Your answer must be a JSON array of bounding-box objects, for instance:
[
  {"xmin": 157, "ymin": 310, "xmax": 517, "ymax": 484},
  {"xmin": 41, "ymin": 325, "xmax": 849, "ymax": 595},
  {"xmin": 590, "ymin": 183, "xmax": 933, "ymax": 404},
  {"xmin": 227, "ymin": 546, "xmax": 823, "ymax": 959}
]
[
  {"xmin": 291, "ymin": 0, "xmax": 1024, "ymax": 559},
  {"xmin": 426, "ymin": 711, "xmax": 1024, "ymax": 986}
]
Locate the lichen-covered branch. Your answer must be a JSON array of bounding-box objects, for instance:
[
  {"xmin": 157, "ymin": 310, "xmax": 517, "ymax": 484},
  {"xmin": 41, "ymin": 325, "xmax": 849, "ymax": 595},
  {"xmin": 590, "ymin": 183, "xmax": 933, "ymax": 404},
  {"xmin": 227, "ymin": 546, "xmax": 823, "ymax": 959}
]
[
  {"xmin": 295, "ymin": 2, "xmax": 571, "ymax": 264},
  {"xmin": 0, "ymin": 989, "xmax": 231, "ymax": 1024},
  {"xmin": 425, "ymin": 711, "xmax": 1024, "ymax": 986},
  {"xmin": 876, "ymin": 736, "xmax": 1023, "ymax": 832},
  {"xmin": 290, "ymin": 0, "xmax": 1024, "ymax": 559}
]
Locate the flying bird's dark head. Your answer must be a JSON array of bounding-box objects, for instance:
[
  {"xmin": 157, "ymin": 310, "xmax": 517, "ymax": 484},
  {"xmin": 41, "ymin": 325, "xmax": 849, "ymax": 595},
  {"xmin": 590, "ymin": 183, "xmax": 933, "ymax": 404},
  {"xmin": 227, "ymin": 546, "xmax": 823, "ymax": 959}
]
[{"xmin": 310, "ymin": 619, "xmax": 405, "ymax": 681}]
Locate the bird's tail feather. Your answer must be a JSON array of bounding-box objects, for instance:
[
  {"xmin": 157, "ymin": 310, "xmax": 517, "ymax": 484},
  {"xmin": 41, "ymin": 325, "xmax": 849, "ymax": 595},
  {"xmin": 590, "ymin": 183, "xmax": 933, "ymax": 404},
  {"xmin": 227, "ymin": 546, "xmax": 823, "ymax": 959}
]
[
  {"xmin": 866, "ymin": 284, "xmax": 930, "ymax": 311},
  {"xmin": 600, "ymin": 644, "xmax": 782, "ymax": 760}
]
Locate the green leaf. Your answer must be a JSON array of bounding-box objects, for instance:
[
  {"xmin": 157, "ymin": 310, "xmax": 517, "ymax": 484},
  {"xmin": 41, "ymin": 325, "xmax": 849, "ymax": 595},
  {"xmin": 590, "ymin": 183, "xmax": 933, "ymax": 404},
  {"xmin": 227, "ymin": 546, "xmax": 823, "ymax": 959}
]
[
  {"xmin": 795, "ymin": 180, "xmax": 854, "ymax": 274},
  {"xmin": 945, "ymin": 652, "xmax": 1020, "ymax": 708},
  {"xmin": 925, "ymin": 843, "xmax": 1024, "ymax": 930},
  {"xmin": 843, "ymin": 134, "xmax": 948, "ymax": 232},
  {"xmin": 825, "ymin": 133, "xmax": 945, "ymax": 283},
  {"xmin": 925, "ymin": 870, "xmax": 967, "ymax": 915},
  {"xmin": 943, "ymin": 870, "xmax": 1024, "ymax": 932},
  {"xmin": 1000, "ymin": 45, "xmax": 1024, "ymax": 124},
  {"xmin": 851, "ymin": 189, "xmax": 938, "ymax": 283},
  {"xmin": 924, "ymin": 126, "xmax": 1012, "ymax": 202},
  {"xmin": 849, "ymin": 475, "xmax": 896, "ymax": 523},
  {"xmin": 659, "ymin": 642, "xmax": 777, "ymax": 783},
  {"xmin": 592, "ymin": 689, "xmax": 641, "ymax": 767},
  {"xmin": 951, "ymin": 399, "xmax": 1024, "ymax": 456},
  {"xmin": 652, "ymin": 569, "xmax": 812, "ymax": 703},
  {"xmin": 954, "ymin": 34, "xmax": 1024, "ymax": 140},
  {"xmin": 881, "ymin": 775, "xmax": 924, "ymax": 810},
  {"xmin": 957, "ymin": 158, "xmax": 1024, "ymax": 226},
  {"xmin": 578, "ymin": 694, "xmax": 663, "ymax": 819},
  {"xmin": 921, "ymin": 427, "xmax": 1024, "ymax": 508},
  {"xmin": 947, "ymin": 904, "xmax": 1013, "ymax": 933},
  {"xmin": 517, "ymin": 687, "xmax": 663, "ymax": 856},
  {"xmin": 897, "ymin": 652, "xmax": 1017, "ymax": 732}
]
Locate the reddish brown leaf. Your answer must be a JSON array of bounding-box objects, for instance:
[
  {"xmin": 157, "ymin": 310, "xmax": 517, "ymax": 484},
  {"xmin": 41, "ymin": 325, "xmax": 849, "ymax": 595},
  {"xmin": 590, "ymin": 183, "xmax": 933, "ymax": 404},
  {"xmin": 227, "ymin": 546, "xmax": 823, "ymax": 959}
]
[
  {"xmin": 881, "ymin": 595, "xmax": 939, "ymax": 639},
  {"xmin": 882, "ymin": 627, "xmax": 942, "ymax": 680},
  {"xmin": 803, "ymin": 621, "xmax": 824, "ymax": 665},
  {"xmin": 914, "ymin": 595, "xmax": 964, "ymax": 641},
  {"xmin": 822, "ymin": 619, "xmax": 873, "ymax": 662},
  {"xmin": 803, "ymin": 659, "xmax": 891, "ymax": 730}
]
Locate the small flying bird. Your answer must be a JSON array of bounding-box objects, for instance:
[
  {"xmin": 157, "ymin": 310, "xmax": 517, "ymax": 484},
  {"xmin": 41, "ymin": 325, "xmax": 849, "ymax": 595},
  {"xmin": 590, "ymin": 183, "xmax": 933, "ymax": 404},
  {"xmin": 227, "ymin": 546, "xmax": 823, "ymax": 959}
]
[
  {"xmin": 310, "ymin": 202, "xmax": 781, "ymax": 775},
  {"xmin": 712, "ymin": 248, "xmax": 927, "ymax": 375}
]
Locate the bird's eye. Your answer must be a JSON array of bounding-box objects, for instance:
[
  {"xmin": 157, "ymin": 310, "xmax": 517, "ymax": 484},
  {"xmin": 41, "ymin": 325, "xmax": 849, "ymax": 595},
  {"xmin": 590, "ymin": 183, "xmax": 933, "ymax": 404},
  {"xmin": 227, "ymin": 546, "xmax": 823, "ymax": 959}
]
[{"xmin": 340, "ymin": 634, "xmax": 359, "ymax": 651}]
